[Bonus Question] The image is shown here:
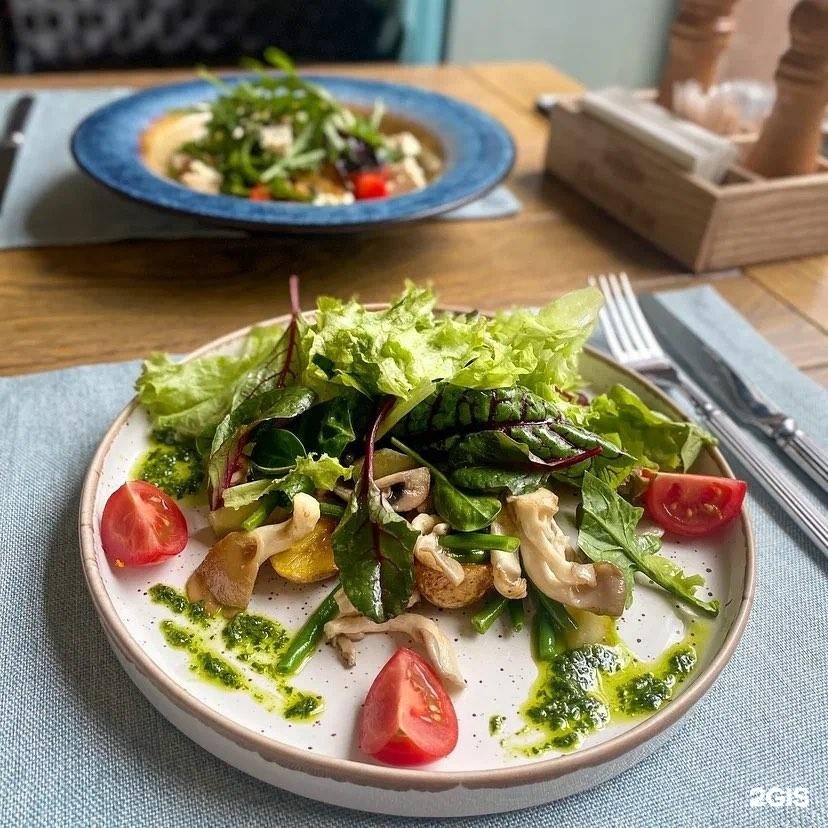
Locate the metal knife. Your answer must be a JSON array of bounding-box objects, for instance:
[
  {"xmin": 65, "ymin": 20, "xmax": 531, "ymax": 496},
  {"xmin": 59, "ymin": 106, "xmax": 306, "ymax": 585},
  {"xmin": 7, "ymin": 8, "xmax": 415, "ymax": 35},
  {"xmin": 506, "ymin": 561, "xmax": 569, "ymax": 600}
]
[
  {"xmin": 639, "ymin": 294, "xmax": 828, "ymax": 494},
  {"xmin": 0, "ymin": 95, "xmax": 33, "ymax": 214}
]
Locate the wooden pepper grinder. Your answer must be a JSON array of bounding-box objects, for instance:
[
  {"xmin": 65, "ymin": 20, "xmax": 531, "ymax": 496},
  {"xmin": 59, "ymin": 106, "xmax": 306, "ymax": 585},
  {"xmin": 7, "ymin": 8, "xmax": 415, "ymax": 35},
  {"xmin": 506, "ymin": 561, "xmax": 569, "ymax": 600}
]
[
  {"xmin": 746, "ymin": 0, "xmax": 828, "ymax": 177},
  {"xmin": 657, "ymin": 0, "xmax": 740, "ymax": 110}
]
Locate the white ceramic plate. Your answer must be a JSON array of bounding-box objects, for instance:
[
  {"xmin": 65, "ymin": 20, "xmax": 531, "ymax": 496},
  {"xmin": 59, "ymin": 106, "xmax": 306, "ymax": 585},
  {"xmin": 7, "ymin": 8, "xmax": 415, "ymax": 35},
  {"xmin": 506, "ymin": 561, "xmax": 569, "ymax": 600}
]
[{"xmin": 79, "ymin": 315, "xmax": 754, "ymax": 817}]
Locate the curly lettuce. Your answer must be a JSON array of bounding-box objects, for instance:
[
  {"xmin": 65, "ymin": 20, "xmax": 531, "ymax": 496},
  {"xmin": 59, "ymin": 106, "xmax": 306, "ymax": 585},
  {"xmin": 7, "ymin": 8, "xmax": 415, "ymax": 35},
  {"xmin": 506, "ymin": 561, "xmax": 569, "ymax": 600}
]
[
  {"xmin": 572, "ymin": 384, "xmax": 715, "ymax": 473},
  {"xmin": 300, "ymin": 282, "xmax": 602, "ymax": 401},
  {"xmin": 135, "ymin": 324, "xmax": 284, "ymax": 439}
]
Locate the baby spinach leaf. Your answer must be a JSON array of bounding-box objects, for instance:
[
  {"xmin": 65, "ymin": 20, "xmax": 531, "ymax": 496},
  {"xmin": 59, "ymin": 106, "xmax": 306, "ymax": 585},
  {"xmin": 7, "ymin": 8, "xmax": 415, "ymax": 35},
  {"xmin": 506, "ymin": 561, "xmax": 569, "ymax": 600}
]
[
  {"xmin": 332, "ymin": 400, "xmax": 418, "ymax": 622},
  {"xmin": 250, "ymin": 427, "xmax": 306, "ymax": 474},
  {"xmin": 390, "ymin": 438, "xmax": 501, "ymax": 532},
  {"xmin": 450, "ymin": 466, "xmax": 548, "ymax": 496},
  {"xmin": 578, "ymin": 472, "xmax": 719, "ymax": 617},
  {"xmin": 294, "ymin": 392, "xmax": 373, "ymax": 459}
]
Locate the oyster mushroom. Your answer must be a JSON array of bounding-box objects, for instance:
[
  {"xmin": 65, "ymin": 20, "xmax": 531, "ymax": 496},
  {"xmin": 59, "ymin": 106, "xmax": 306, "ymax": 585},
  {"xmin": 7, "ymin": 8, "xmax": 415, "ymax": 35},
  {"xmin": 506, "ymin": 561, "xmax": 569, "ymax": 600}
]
[
  {"xmin": 330, "ymin": 588, "xmax": 422, "ymax": 666},
  {"xmin": 411, "ymin": 513, "xmax": 465, "ymax": 586},
  {"xmin": 490, "ymin": 518, "xmax": 527, "ymax": 600},
  {"xmin": 323, "ymin": 613, "xmax": 464, "ymax": 689},
  {"xmin": 186, "ymin": 493, "xmax": 320, "ymax": 613},
  {"xmin": 507, "ymin": 488, "xmax": 627, "ymax": 617}
]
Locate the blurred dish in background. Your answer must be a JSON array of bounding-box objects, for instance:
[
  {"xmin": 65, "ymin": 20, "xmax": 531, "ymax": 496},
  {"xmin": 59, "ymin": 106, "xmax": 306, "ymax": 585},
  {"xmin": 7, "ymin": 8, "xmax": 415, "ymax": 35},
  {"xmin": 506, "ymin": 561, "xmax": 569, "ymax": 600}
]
[
  {"xmin": 72, "ymin": 70, "xmax": 514, "ymax": 232},
  {"xmin": 142, "ymin": 49, "xmax": 440, "ymax": 206}
]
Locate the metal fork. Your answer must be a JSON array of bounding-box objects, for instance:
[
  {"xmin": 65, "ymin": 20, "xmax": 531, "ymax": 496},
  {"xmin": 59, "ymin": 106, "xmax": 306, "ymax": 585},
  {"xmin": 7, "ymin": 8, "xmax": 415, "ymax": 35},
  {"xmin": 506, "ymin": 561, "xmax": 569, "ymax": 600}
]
[{"xmin": 590, "ymin": 271, "xmax": 828, "ymax": 557}]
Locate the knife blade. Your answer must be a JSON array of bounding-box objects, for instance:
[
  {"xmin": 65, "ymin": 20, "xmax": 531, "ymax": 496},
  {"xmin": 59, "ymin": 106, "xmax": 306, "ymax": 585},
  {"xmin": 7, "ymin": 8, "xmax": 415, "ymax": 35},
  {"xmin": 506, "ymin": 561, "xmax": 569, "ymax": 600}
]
[
  {"xmin": 0, "ymin": 95, "xmax": 33, "ymax": 214},
  {"xmin": 639, "ymin": 294, "xmax": 828, "ymax": 494}
]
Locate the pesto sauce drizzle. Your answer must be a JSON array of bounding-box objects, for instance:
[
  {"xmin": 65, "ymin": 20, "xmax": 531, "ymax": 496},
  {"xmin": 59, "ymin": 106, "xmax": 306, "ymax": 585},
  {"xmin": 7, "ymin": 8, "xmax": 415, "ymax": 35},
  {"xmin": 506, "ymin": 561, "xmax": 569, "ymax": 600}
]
[
  {"xmin": 132, "ymin": 430, "xmax": 205, "ymax": 500},
  {"xmin": 149, "ymin": 584, "xmax": 323, "ymax": 721},
  {"xmin": 504, "ymin": 622, "xmax": 706, "ymax": 756}
]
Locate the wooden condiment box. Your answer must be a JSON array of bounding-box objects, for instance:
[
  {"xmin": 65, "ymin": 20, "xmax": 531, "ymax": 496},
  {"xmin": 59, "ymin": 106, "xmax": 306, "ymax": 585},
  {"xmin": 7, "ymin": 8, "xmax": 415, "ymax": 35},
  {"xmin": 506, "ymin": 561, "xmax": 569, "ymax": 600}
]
[{"xmin": 544, "ymin": 96, "xmax": 828, "ymax": 272}]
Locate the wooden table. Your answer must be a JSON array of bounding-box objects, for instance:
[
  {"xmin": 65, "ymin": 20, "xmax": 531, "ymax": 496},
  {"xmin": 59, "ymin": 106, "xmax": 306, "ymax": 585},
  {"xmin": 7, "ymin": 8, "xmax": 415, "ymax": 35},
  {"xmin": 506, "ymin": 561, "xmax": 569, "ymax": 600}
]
[{"xmin": 1, "ymin": 62, "xmax": 826, "ymax": 385}]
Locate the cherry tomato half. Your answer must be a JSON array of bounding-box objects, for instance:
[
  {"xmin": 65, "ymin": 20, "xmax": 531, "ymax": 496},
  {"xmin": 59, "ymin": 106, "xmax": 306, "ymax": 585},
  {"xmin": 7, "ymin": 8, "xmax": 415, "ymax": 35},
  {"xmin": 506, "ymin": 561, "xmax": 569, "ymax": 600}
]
[
  {"xmin": 644, "ymin": 472, "xmax": 747, "ymax": 537},
  {"xmin": 101, "ymin": 481, "xmax": 188, "ymax": 567},
  {"xmin": 350, "ymin": 169, "xmax": 389, "ymax": 200},
  {"xmin": 358, "ymin": 647, "xmax": 458, "ymax": 766},
  {"xmin": 248, "ymin": 184, "xmax": 271, "ymax": 201}
]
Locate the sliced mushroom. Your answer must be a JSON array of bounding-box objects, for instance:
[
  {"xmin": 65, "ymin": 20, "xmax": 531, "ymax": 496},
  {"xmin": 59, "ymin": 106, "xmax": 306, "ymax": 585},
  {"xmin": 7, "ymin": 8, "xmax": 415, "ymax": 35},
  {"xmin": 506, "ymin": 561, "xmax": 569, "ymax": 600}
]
[
  {"xmin": 323, "ymin": 613, "xmax": 464, "ymax": 689},
  {"xmin": 331, "ymin": 462, "xmax": 429, "ymax": 513},
  {"xmin": 490, "ymin": 518, "xmax": 527, "ymax": 599},
  {"xmin": 508, "ymin": 488, "xmax": 627, "ymax": 617},
  {"xmin": 411, "ymin": 513, "xmax": 465, "ymax": 586},
  {"xmin": 375, "ymin": 467, "xmax": 431, "ymax": 512},
  {"xmin": 186, "ymin": 493, "xmax": 320, "ymax": 613}
]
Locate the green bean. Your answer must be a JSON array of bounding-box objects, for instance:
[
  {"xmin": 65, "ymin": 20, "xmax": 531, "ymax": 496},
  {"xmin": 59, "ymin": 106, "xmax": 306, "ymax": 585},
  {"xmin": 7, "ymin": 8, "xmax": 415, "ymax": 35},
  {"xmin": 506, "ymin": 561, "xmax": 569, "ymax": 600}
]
[
  {"xmin": 530, "ymin": 583, "xmax": 577, "ymax": 633},
  {"xmin": 445, "ymin": 549, "xmax": 489, "ymax": 564},
  {"xmin": 533, "ymin": 607, "xmax": 557, "ymax": 661},
  {"xmin": 240, "ymin": 494, "xmax": 280, "ymax": 531},
  {"xmin": 276, "ymin": 582, "xmax": 341, "ymax": 675},
  {"xmin": 508, "ymin": 599, "xmax": 525, "ymax": 632},
  {"xmin": 438, "ymin": 533, "xmax": 520, "ymax": 553},
  {"xmin": 319, "ymin": 502, "xmax": 345, "ymax": 519},
  {"xmin": 242, "ymin": 498, "xmax": 344, "ymax": 532},
  {"xmin": 471, "ymin": 594, "xmax": 508, "ymax": 634}
]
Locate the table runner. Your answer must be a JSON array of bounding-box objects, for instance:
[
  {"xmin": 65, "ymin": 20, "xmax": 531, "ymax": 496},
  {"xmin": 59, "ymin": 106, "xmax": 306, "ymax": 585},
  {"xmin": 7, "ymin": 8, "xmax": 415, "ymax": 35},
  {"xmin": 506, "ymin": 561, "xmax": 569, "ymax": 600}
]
[
  {"xmin": 0, "ymin": 285, "xmax": 825, "ymax": 827},
  {"xmin": 0, "ymin": 89, "xmax": 520, "ymax": 249}
]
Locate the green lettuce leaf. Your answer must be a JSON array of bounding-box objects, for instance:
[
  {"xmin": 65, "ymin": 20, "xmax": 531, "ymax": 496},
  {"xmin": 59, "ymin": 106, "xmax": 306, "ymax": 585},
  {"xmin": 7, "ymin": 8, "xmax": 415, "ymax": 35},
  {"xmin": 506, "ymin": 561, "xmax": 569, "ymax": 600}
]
[
  {"xmin": 299, "ymin": 283, "xmax": 601, "ymax": 403},
  {"xmin": 294, "ymin": 453, "xmax": 353, "ymax": 488},
  {"xmin": 574, "ymin": 384, "xmax": 715, "ymax": 473},
  {"xmin": 485, "ymin": 287, "xmax": 603, "ymax": 396},
  {"xmin": 578, "ymin": 472, "xmax": 719, "ymax": 616},
  {"xmin": 221, "ymin": 453, "xmax": 351, "ymax": 510},
  {"xmin": 135, "ymin": 325, "xmax": 284, "ymax": 439}
]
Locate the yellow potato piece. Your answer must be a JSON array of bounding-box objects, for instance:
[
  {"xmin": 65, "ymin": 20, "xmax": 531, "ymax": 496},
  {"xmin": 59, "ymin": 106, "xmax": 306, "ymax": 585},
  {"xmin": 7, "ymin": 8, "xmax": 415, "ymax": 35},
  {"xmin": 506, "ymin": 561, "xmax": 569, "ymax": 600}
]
[{"xmin": 269, "ymin": 516, "xmax": 338, "ymax": 583}]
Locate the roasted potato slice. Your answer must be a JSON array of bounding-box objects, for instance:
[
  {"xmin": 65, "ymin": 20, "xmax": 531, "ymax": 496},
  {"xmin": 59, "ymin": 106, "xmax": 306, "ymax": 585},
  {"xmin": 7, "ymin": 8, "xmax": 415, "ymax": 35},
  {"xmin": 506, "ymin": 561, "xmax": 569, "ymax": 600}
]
[
  {"xmin": 269, "ymin": 516, "xmax": 338, "ymax": 583},
  {"xmin": 415, "ymin": 560, "xmax": 493, "ymax": 609}
]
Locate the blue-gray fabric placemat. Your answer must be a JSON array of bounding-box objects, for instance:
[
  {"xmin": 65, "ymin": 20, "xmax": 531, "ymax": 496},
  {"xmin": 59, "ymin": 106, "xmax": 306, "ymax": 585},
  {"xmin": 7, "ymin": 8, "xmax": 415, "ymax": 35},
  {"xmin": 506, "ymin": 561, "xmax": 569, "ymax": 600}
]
[
  {"xmin": 0, "ymin": 89, "xmax": 519, "ymax": 249},
  {"xmin": 1, "ymin": 285, "xmax": 825, "ymax": 827}
]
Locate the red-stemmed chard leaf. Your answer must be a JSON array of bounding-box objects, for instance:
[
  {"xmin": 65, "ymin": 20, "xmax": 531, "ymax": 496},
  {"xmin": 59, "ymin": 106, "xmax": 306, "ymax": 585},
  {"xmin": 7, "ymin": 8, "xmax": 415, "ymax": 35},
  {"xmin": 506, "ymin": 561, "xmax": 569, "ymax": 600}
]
[
  {"xmin": 332, "ymin": 398, "xmax": 419, "ymax": 623},
  {"xmin": 208, "ymin": 275, "xmax": 313, "ymax": 509}
]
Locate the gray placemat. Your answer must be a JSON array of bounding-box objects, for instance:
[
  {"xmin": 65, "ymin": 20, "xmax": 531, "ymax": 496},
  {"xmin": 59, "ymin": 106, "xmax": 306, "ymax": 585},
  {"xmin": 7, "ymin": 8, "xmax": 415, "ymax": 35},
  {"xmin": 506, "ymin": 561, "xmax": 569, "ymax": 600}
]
[
  {"xmin": 0, "ymin": 89, "xmax": 520, "ymax": 249},
  {"xmin": 0, "ymin": 285, "xmax": 825, "ymax": 827}
]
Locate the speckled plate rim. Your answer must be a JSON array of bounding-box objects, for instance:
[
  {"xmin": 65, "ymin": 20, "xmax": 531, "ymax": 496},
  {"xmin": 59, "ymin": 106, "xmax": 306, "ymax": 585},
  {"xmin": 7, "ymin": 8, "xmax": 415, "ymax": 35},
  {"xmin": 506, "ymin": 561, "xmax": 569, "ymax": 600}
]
[
  {"xmin": 78, "ymin": 310, "xmax": 755, "ymax": 794},
  {"xmin": 70, "ymin": 75, "xmax": 516, "ymax": 232}
]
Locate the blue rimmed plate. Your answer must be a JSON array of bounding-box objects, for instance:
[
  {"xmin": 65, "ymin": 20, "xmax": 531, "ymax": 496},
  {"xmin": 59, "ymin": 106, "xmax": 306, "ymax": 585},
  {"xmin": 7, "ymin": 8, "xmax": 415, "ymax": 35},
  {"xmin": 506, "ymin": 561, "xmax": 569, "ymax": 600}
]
[{"xmin": 71, "ymin": 75, "xmax": 515, "ymax": 232}]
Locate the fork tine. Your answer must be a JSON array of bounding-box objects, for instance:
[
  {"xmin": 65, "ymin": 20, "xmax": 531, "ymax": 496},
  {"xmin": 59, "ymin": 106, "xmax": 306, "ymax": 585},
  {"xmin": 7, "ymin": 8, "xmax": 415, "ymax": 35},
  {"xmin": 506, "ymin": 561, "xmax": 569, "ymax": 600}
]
[
  {"xmin": 606, "ymin": 273, "xmax": 650, "ymax": 355},
  {"xmin": 598, "ymin": 273, "xmax": 638, "ymax": 356},
  {"xmin": 589, "ymin": 274, "xmax": 626, "ymax": 361},
  {"xmin": 618, "ymin": 273, "xmax": 664, "ymax": 357}
]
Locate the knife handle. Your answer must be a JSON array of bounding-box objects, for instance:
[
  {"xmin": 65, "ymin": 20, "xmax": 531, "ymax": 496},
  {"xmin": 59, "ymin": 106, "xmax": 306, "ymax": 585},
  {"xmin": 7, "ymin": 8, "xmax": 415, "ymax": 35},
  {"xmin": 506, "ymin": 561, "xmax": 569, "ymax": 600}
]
[
  {"xmin": 688, "ymin": 395, "xmax": 828, "ymax": 557},
  {"xmin": 772, "ymin": 421, "xmax": 828, "ymax": 494}
]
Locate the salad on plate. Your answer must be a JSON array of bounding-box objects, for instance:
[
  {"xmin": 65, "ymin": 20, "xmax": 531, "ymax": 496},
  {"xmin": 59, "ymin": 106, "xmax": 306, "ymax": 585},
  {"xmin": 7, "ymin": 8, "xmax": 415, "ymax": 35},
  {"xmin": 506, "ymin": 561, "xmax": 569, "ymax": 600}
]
[
  {"xmin": 141, "ymin": 49, "xmax": 440, "ymax": 204},
  {"xmin": 100, "ymin": 279, "xmax": 746, "ymax": 766}
]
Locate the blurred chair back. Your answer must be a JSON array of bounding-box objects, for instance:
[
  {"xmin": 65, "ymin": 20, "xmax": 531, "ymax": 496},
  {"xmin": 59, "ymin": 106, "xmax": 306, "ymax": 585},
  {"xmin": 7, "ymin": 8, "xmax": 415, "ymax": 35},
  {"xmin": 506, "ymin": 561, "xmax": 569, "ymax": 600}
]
[{"xmin": 4, "ymin": 0, "xmax": 404, "ymax": 73}]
